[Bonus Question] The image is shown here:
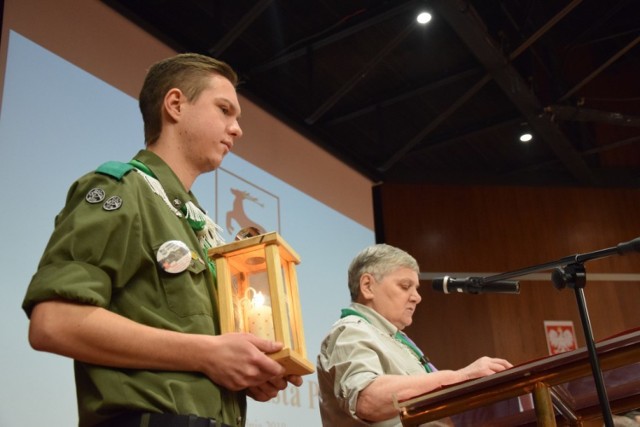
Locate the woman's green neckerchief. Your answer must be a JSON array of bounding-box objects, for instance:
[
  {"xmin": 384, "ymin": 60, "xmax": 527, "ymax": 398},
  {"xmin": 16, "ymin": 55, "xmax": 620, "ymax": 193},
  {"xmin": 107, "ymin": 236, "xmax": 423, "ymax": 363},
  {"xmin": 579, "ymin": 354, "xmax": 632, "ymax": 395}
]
[{"xmin": 340, "ymin": 307, "xmax": 433, "ymax": 373}]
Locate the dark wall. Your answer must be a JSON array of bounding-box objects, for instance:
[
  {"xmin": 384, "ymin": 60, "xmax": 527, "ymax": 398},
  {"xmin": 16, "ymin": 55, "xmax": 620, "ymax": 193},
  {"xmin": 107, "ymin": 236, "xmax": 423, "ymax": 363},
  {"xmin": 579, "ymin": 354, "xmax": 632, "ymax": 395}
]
[{"xmin": 376, "ymin": 183, "xmax": 640, "ymax": 368}]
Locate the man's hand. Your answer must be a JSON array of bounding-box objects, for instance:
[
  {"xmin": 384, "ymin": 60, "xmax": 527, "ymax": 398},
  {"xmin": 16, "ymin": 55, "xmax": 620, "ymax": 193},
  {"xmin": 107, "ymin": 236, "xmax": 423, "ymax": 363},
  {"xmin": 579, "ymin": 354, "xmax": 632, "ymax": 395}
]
[
  {"xmin": 202, "ymin": 333, "xmax": 290, "ymax": 391},
  {"xmin": 247, "ymin": 375, "xmax": 304, "ymax": 402}
]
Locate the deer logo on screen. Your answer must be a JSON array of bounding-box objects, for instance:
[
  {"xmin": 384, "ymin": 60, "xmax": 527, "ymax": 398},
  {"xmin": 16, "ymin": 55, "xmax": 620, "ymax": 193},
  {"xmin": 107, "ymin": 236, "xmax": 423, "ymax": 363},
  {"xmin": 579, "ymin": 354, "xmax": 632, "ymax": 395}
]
[{"xmin": 226, "ymin": 188, "xmax": 266, "ymax": 236}]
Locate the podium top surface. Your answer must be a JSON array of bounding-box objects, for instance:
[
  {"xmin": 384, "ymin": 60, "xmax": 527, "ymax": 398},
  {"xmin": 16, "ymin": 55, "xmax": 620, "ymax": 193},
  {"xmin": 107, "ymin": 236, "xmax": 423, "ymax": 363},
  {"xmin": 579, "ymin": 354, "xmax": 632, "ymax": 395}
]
[{"xmin": 398, "ymin": 328, "xmax": 640, "ymax": 426}]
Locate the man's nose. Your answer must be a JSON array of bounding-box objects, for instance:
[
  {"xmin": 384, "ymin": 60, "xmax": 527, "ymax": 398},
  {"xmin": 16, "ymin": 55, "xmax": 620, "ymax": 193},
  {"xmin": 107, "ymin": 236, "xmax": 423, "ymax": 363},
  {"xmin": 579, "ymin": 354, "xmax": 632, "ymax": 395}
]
[{"xmin": 230, "ymin": 121, "xmax": 243, "ymax": 139}]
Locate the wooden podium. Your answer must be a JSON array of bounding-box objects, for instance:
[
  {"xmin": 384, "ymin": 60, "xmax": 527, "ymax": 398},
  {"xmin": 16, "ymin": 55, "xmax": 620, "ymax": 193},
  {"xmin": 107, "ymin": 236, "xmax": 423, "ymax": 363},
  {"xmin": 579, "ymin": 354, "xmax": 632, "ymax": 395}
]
[{"xmin": 398, "ymin": 329, "xmax": 640, "ymax": 426}]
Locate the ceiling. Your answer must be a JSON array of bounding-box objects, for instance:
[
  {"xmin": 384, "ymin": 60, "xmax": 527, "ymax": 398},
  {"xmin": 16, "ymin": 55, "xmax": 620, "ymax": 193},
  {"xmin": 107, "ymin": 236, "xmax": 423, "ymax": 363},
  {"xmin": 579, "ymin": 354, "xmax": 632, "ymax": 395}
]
[{"xmin": 103, "ymin": 0, "xmax": 640, "ymax": 187}]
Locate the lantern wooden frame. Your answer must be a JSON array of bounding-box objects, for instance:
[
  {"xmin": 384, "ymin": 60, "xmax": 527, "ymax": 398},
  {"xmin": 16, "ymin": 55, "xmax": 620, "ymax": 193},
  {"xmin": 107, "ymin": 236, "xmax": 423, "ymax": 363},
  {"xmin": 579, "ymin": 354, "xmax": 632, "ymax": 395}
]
[{"xmin": 208, "ymin": 231, "xmax": 314, "ymax": 376}]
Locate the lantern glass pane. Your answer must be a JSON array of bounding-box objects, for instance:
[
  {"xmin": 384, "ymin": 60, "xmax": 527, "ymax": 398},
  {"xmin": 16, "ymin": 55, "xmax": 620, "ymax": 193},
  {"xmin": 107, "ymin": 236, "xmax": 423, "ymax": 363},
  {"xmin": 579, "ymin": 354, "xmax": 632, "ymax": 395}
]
[{"xmin": 228, "ymin": 255, "xmax": 275, "ymax": 341}]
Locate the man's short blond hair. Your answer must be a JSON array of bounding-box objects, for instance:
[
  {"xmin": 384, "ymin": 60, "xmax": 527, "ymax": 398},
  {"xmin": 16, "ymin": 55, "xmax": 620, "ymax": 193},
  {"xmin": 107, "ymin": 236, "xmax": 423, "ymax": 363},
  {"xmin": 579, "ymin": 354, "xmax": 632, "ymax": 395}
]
[{"xmin": 139, "ymin": 53, "xmax": 238, "ymax": 145}]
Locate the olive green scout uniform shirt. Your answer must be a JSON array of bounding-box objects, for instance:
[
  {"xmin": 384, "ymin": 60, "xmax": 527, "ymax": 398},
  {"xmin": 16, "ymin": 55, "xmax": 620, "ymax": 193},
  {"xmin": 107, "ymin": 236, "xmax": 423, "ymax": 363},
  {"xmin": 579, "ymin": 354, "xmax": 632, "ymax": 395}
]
[{"xmin": 23, "ymin": 150, "xmax": 245, "ymax": 427}]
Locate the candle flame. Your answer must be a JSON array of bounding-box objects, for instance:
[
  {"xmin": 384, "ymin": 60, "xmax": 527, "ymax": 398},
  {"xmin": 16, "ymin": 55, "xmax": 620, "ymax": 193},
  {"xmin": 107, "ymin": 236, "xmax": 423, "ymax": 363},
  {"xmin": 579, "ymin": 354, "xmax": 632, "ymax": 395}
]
[{"xmin": 253, "ymin": 291, "xmax": 266, "ymax": 307}]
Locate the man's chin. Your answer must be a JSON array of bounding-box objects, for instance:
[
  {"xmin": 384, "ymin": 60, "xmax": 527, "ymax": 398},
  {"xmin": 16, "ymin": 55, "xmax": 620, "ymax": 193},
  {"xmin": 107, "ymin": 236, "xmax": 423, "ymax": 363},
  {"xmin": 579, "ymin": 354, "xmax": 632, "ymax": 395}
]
[{"xmin": 205, "ymin": 157, "xmax": 223, "ymax": 172}]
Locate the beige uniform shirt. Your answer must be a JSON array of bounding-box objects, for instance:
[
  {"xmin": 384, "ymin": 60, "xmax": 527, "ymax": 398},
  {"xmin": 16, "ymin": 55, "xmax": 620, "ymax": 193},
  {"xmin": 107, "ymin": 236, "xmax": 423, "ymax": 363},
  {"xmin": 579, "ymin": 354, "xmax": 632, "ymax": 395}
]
[{"xmin": 317, "ymin": 303, "xmax": 428, "ymax": 426}]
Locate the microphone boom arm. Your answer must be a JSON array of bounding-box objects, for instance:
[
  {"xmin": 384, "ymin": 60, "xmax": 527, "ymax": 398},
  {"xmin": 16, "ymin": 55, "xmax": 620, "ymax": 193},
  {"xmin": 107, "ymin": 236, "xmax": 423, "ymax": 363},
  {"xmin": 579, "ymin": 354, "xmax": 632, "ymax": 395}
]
[
  {"xmin": 479, "ymin": 236, "xmax": 640, "ymax": 283},
  {"xmin": 468, "ymin": 236, "xmax": 640, "ymax": 427}
]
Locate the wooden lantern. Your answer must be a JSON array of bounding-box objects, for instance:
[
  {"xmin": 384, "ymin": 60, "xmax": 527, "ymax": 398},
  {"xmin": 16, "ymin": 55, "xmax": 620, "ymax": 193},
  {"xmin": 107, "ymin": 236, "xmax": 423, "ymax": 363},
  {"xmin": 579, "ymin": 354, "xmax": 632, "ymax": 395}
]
[{"xmin": 208, "ymin": 231, "xmax": 314, "ymax": 376}]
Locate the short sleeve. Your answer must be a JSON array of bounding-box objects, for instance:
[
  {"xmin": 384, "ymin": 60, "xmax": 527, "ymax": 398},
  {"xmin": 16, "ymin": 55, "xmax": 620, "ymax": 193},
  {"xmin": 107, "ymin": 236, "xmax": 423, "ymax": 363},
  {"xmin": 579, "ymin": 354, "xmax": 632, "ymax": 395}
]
[
  {"xmin": 318, "ymin": 319, "xmax": 385, "ymax": 419},
  {"xmin": 22, "ymin": 171, "xmax": 143, "ymax": 317}
]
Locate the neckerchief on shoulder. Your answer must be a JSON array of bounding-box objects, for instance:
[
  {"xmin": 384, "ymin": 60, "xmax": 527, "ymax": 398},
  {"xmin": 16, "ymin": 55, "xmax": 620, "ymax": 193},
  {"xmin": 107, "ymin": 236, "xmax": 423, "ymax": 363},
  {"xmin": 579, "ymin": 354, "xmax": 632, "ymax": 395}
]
[
  {"xmin": 129, "ymin": 158, "xmax": 153, "ymax": 177},
  {"xmin": 340, "ymin": 307, "xmax": 433, "ymax": 373},
  {"xmin": 128, "ymin": 159, "xmax": 222, "ymax": 280}
]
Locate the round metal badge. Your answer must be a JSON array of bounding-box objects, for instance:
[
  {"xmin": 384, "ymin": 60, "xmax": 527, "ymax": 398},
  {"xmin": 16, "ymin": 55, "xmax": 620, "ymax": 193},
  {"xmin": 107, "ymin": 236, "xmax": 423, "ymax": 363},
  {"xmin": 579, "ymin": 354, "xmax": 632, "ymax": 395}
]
[
  {"xmin": 103, "ymin": 196, "xmax": 123, "ymax": 211},
  {"xmin": 157, "ymin": 240, "xmax": 192, "ymax": 274},
  {"xmin": 85, "ymin": 188, "xmax": 106, "ymax": 204}
]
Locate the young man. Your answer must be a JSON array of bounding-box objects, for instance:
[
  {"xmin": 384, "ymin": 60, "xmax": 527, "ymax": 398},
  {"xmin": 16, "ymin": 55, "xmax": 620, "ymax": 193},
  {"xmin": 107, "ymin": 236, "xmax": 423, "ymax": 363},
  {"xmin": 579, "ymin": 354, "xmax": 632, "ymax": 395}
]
[
  {"xmin": 317, "ymin": 244, "xmax": 511, "ymax": 426},
  {"xmin": 23, "ymin": 53, "xmax": 301, "ymax": 427}
]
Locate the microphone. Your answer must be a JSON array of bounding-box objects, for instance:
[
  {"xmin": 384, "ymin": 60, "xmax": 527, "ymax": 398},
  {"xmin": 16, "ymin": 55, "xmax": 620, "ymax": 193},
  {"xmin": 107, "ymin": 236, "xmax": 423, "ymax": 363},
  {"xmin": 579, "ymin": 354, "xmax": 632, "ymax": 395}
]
[
  {"xmin": 432, "ymin": 276, "xmax": 520, "ymax": 295},
  {"xmin": 616, "ymin": 237, "xmax": 640, "ymax": 255}
]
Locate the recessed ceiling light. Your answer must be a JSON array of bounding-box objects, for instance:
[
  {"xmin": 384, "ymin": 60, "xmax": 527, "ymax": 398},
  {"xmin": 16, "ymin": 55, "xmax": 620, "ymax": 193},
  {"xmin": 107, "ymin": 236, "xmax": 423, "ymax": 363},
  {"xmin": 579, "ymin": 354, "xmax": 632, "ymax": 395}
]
[
  {"xmin": 519, "ymin": 133, "xmax": 533, "ymax": 143},
  {"xmin": 417, "ymin": 12, "xmax": 432, "ymax": 25}
]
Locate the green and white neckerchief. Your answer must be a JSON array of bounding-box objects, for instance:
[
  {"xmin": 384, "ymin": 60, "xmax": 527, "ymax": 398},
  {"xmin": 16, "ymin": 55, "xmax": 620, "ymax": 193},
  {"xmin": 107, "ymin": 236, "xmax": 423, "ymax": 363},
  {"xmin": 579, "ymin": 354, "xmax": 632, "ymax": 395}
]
[
  {"xmin": 340, "ymin": 307, "xmax": 433, "ymax": 373},
  {"xmin": 129, "ymin": 159, "xmax": 224, "ymax": 275}
]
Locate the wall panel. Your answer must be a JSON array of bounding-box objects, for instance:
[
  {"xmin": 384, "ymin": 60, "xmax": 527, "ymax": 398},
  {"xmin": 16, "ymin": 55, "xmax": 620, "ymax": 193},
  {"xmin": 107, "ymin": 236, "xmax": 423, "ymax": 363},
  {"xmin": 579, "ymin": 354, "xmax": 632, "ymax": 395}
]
[{"xmin": 378, "ymin": 184, "xmax": 640, "ymax": 368}]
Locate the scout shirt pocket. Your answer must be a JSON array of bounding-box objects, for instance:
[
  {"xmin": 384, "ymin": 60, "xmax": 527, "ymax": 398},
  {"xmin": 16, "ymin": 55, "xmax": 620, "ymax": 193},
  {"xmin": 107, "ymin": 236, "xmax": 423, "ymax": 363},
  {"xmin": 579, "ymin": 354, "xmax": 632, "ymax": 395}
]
[{"xmin": 154, "ymin": 241, "xmax": 212, "ymax": 318}]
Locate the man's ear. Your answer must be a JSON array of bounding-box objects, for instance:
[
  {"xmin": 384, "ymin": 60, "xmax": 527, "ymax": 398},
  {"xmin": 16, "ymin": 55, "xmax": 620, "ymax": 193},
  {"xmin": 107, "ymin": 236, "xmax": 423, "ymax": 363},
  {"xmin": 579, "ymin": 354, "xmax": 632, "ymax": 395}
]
[
  {"xmin": 163, "ymin": 88, "xmax": 184, "ymax": 122},
  {"xmin": 359, "ymin": 273, "xmax": 375, "ymax": 301}
]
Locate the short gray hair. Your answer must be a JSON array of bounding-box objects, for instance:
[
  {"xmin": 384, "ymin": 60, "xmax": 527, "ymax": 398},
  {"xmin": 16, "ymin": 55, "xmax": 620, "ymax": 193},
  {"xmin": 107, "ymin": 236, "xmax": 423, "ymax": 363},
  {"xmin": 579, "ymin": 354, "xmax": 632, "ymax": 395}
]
[{"xmin": 348, "ymin": 244, "xmax": 419, "ymax": 301}]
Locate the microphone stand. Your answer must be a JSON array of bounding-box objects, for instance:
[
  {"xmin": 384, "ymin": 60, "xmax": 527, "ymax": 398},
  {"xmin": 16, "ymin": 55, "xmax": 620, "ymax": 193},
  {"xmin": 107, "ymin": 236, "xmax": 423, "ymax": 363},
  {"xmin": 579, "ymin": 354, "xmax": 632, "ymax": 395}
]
[{"xmin": 477, "ymin": 237, "xmax": 640, "ymax": 427}]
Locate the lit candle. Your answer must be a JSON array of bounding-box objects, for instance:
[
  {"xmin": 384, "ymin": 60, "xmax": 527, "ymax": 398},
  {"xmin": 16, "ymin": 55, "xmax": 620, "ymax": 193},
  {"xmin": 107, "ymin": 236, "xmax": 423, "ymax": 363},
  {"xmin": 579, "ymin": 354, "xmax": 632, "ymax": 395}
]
[{"xmin": 247, "ymin": 291, "xmax": 275, "ymax": 341}]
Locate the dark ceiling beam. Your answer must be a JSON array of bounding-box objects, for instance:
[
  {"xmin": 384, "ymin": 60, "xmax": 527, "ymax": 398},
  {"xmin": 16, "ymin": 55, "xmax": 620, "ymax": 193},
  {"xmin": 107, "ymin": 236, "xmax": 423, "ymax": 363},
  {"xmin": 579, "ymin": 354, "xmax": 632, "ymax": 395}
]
[
  {"xmin": 503, "ymin": 134, "xmax": 640, "ymax": 177},
  {"xmin": 378, "ymin": 74, "xmax": 492, "ymax": 172},
  {"xmin": 207, "ymin": 0, "xmax": 273, "ymax": 57},
  {"xmin": 558, "ymin": 33, "xmax": 640, "ymax": 102},
  {"xmin": 582, "ymin": 134, "xmax": 640, "ymax": 156},
  {"xmin": 507, "ymin": 0, "xmax": 583, "ymax": 61},
  {"xmin": 377, "ymin": 0, "xmax": 584, "ymax": 174},
  {"xmin": 305, "ymin": 23, "xmax": 415, "ymax": 125},
  {"xmin": 430, "ymin": 0, "xmax": 597, "ymax": 185},
  {"xmin": 411, "ymin": 115, "xmax": 523, "ymax": 156},
  {"xmin": 325, "ymin": 67, "xmax": 482, "ymax": 126},
  {"xmin": 545, "ymin": 105, "xmax": 640, "ymax": 127},
  {"xmin": 248, "ymin": 1, "xmax": 417, "ymax": 75}
]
